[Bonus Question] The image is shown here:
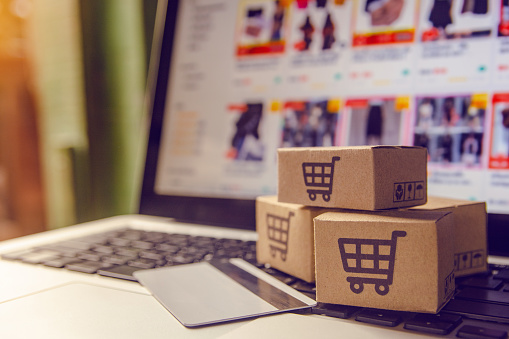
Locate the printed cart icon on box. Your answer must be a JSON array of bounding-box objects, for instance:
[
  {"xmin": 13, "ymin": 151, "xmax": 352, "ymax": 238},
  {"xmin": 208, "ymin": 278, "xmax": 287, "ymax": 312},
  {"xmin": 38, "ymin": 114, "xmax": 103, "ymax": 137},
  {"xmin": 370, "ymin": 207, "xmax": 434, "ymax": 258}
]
[
  {"xmin": 338, "ymin": 230, "xmax": 406, "ymax": 296},
  {"xmin": 267, "ymin": 211, "xmax": 294, "ymax": 261},
  {"xmin": 302, "ymin": 156, "xmax": 340, "ymax": 202}
]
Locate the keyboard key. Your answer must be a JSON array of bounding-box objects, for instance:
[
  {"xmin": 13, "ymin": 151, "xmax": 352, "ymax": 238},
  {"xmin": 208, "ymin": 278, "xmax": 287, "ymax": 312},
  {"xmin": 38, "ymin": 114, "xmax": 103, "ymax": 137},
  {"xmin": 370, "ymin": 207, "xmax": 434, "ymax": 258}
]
[
  {"xmin": 55, "ymin": 240, "xmax": 92, "ymax": 251},
  {"xmin": 109, "ymin": 238, "xmax": 131, "ymax": 247},
  {"xmin": 127, "ymin": 258, "xmax": 157, "ymax": 269},
  {"xmin": 139, "ymin": 250, "xmax": 166, "ymax": 261},
  {"xmin": 43, "ymin": 257, "xmax": 82, "ymax": 268},
  {"xmin": 404, "ymin": 313, "xmax": 462, "ymax": 335},
  {"xmin": 217, "ymin": 238, "xmax": 243, "ymax": 248},
  {"xmin": 212, "ymin": 248, "xmax": 233, "ymax": 259},
  {"xmin": 2, "ymin": 249, "xmax": 58, "ymax": 263},
  {"xmin": 101, "ymin": 254, "xmax": 132, "ymax": 265},
  {"xmin": 164, "ymin": 234, "xmax": 190, "ymax": 246},
  {"xmin": 115, "ymin": 247, "xmax": 141, "ymax": 257},
  {"xmin": 459, "ymin": 277, "xmax": 504, "ymax": 290},
  {"xmin": 130, "ymin": 240, "xmax": 154, "ymax": 250},
  {"xmin": 66, "ymin": 261, "xmax": 113, "ymax": 274},
  {"xmin": 413, "ymin": 312, "xmax": 462, "ymax": 326},
  {"xmin": 489, "ymin": 264, "xmax": 509, "ymax": 272},
  {"xmin": 244, "ymin": 240, "xmax": 257, "ymax": 249},
  {"xmin": 442, "ymin": 299, "xmax": 509, "ymax": 323},
  {"xmin": 97, "ymin": 265, "xmax": 142, "ymax": 281},
  {"xmin": 120, "ymin": 230, "xmax": 144, "ymax": 241},
  {"xmin": 494, "ymin": 269, "xmax": 509, "ymax": 283},
  {"xmin": 92, "ymin": 245, "xmax": 115, "ymax": 254},
  {"xmin": 355, "ymin": 309, "xmax": 403, "ymax": 327},
  {"xmin": 456, "ymin": 287, "xmax": 509, "ymax": 305},
  {"xmin": 456, "ymin": 325, "xmax": 508, "ymax": 339},
  {"xmin": 243, "ymin": 251, "xmax": 257, "ymax": 262},
  {"xmin": 34, "ymin": 245, "xmax": 82, "ymax": 257},
  {"xmin": 182, "ymin": 247, "xmax": 212, "ymax": 258},
  {"xmin": 166, "ymin": 253, "xmax": 197, "ymax": 265},
  {"xmin": 73, "ymin": 234, "xmax": 110, "ymax": 245},
  {"xmin": 217, "ymin": 248, "xmax": 244, "ymax": 259},
  {"xmin": 155, "ymin": 243, "xmax": 180, "ymax": 253},
  {"xmin": 21, "ymin": 250, "xmax": 61, "ymax": 264},
  {"xmin": 76, "ymin": 251, "xmax": 103, "ymax": 262},
  {"xmin": 311, "ymin": 302, "xmax": 360, "ymax": 319},
  {"xmin": 189, "ymin": 236, "xmax": 216, "ymax": 246}
]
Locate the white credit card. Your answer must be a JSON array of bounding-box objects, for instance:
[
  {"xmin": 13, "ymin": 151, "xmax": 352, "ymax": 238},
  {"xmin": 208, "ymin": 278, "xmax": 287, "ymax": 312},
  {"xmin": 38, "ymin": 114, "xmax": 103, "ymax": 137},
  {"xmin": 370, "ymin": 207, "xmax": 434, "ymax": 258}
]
[{"xmin": 134, "ymin": 259, "xmax": 316, "ymax": 327}]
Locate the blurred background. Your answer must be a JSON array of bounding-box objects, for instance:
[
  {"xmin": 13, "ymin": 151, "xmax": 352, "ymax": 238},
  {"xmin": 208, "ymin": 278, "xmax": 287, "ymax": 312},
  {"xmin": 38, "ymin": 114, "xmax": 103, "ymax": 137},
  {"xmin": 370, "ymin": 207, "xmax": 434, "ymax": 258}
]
[{"xmin": 0, "ymin": 0, "xmax": 158, "ymax": 240}]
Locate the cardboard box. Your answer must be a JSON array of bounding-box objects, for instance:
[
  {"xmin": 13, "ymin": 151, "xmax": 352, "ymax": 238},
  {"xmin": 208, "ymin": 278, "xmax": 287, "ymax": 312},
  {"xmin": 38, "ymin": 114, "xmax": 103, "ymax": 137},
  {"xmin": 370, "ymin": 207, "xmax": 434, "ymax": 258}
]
[
  {"xmin": 256, "ymin": 195, "xmax": 328, "ymax": 282},
  {"xmin": 410, "ymin": 196, "xmax": 487, "ymax": 277},
  {"xmin": 314, "ymin": 209, "xmax": 455, "ymax": 313},
  {"xmin": 278, "ymin": 146, "xmax": 427, "ymax": 210}
]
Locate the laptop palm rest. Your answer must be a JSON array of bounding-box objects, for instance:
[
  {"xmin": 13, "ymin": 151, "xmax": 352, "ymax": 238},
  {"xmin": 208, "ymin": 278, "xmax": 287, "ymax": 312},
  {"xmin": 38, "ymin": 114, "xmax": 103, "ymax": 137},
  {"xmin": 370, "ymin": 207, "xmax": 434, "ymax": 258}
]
[
  {"xmin": 134, "ymin": 259, "xmax": 316, "ymax": 327},
  {"xmin": 0, "ymin": 282, "xmax": 223, "ymax": 338}
]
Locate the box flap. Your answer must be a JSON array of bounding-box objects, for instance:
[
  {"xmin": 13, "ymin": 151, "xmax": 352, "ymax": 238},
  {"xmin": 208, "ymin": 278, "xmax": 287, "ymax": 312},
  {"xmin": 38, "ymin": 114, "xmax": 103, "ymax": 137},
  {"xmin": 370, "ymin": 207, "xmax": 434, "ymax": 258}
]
[
  {"xmin": 411, "ymin": 196, "xmax": 486, "ymax": 210},
  {"xmin": 315, "ymin": 209, "xmax": 451, "ymax": 224},
  {"xmin": 278, "ymin": 145, "xmax": 376, "ymax": 153},
  {"xmin": 371, "ymin": 145, "xmax": 425, "ymax": 151}
]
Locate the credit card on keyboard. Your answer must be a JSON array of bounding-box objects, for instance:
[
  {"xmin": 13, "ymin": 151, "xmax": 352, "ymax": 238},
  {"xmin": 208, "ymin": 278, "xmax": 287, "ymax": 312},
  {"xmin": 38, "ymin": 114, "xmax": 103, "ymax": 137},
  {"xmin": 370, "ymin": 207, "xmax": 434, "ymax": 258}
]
[{"xmin": 134, "ymin": 258, "xmax": 316, "ymax": 327}]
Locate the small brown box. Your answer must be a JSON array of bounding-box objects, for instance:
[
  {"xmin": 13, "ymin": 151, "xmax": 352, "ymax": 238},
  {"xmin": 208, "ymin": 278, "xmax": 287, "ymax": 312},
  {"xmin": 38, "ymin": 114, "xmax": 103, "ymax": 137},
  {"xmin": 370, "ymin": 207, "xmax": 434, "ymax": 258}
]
[
  {"xmin": 410, "ymin": 196, "xmax": 487, "ymax": 277},
  {"xmin": 314, "ymin": 209, "xmax": 455, "ymax": 313},
  {"xmin": 278, "ymin": 146, "xmax": 427, "ymax": 210},
  {"xmin": 256, "ymin": 196, "xmax": 328, "ymax": 282}
]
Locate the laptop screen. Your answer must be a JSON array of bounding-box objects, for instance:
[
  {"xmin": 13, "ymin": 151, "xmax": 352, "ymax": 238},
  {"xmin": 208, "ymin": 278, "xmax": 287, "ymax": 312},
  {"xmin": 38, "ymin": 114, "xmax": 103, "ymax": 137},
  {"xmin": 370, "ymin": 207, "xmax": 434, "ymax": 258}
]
[{"xmin": 140, "ymin": 0, "xmax": 509, "ymax": 255}]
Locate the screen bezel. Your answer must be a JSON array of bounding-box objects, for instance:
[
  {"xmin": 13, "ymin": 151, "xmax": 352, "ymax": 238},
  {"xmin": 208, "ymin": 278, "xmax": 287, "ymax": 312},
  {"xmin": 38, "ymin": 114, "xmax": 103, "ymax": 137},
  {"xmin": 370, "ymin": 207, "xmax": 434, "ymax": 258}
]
[
  {"xmin": 139, "ymin": 0, "xmax": 256, "ymax": 230},
  {"xmin": 139, "ymin": 0, "xmax": 509, "ymax": 253}
]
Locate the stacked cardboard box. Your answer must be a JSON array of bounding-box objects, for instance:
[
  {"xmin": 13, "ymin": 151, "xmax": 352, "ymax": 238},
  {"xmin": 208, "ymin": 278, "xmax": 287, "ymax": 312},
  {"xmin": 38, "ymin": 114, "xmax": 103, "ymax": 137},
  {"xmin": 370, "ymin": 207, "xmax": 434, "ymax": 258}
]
[
  {"xmin": 256, "ymin": 196, "xmax": 328, "ymax": 283},
  {"xmin": 256, "ymin": 146, "xmax": 487, "ymax": 314},
  {"xmin": 277, "ymin": 146, "xmax": 427, "ymax": 210},
  {"xmin": 409, "ymin": 197, "xmax": 488, "ymax": 278}
]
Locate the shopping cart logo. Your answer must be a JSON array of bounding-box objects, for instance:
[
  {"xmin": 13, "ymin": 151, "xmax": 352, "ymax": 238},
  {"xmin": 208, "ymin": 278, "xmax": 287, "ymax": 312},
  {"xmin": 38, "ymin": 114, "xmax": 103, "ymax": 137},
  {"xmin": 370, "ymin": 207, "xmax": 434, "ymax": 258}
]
[
  {"xmin": 302, "ymin": 156, "xmax": 340, "ymax": 202},
  {"xmin": 266, "ymin": 211, "xmax": 294, "ymax": 261},
  {"xmin": 338, "ymin": 231, "xmax": 406, "ymax": 296},
  {"xmin": 393, "ymin": 181, "xmax": 425, "ymax": 202}
]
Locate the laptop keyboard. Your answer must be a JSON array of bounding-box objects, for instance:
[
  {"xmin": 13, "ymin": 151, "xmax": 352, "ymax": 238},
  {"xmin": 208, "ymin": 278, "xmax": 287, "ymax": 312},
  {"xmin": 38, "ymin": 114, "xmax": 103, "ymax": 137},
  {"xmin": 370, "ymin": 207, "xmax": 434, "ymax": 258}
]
[
  {"xmin": 1, "ymin": 228, "xmax": 259, "ymax": 281},
  {"xmin": 2, "ymin": 228, "xmax": 509, "ymax": 337}
]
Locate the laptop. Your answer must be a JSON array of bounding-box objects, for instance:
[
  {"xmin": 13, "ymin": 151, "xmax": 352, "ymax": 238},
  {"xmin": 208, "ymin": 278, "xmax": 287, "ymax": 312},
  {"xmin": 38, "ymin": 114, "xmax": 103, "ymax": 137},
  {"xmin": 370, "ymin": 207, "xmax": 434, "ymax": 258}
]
[{"xmin": 1, "ymin": 0, "xmax": 509, "ymax": 337}]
